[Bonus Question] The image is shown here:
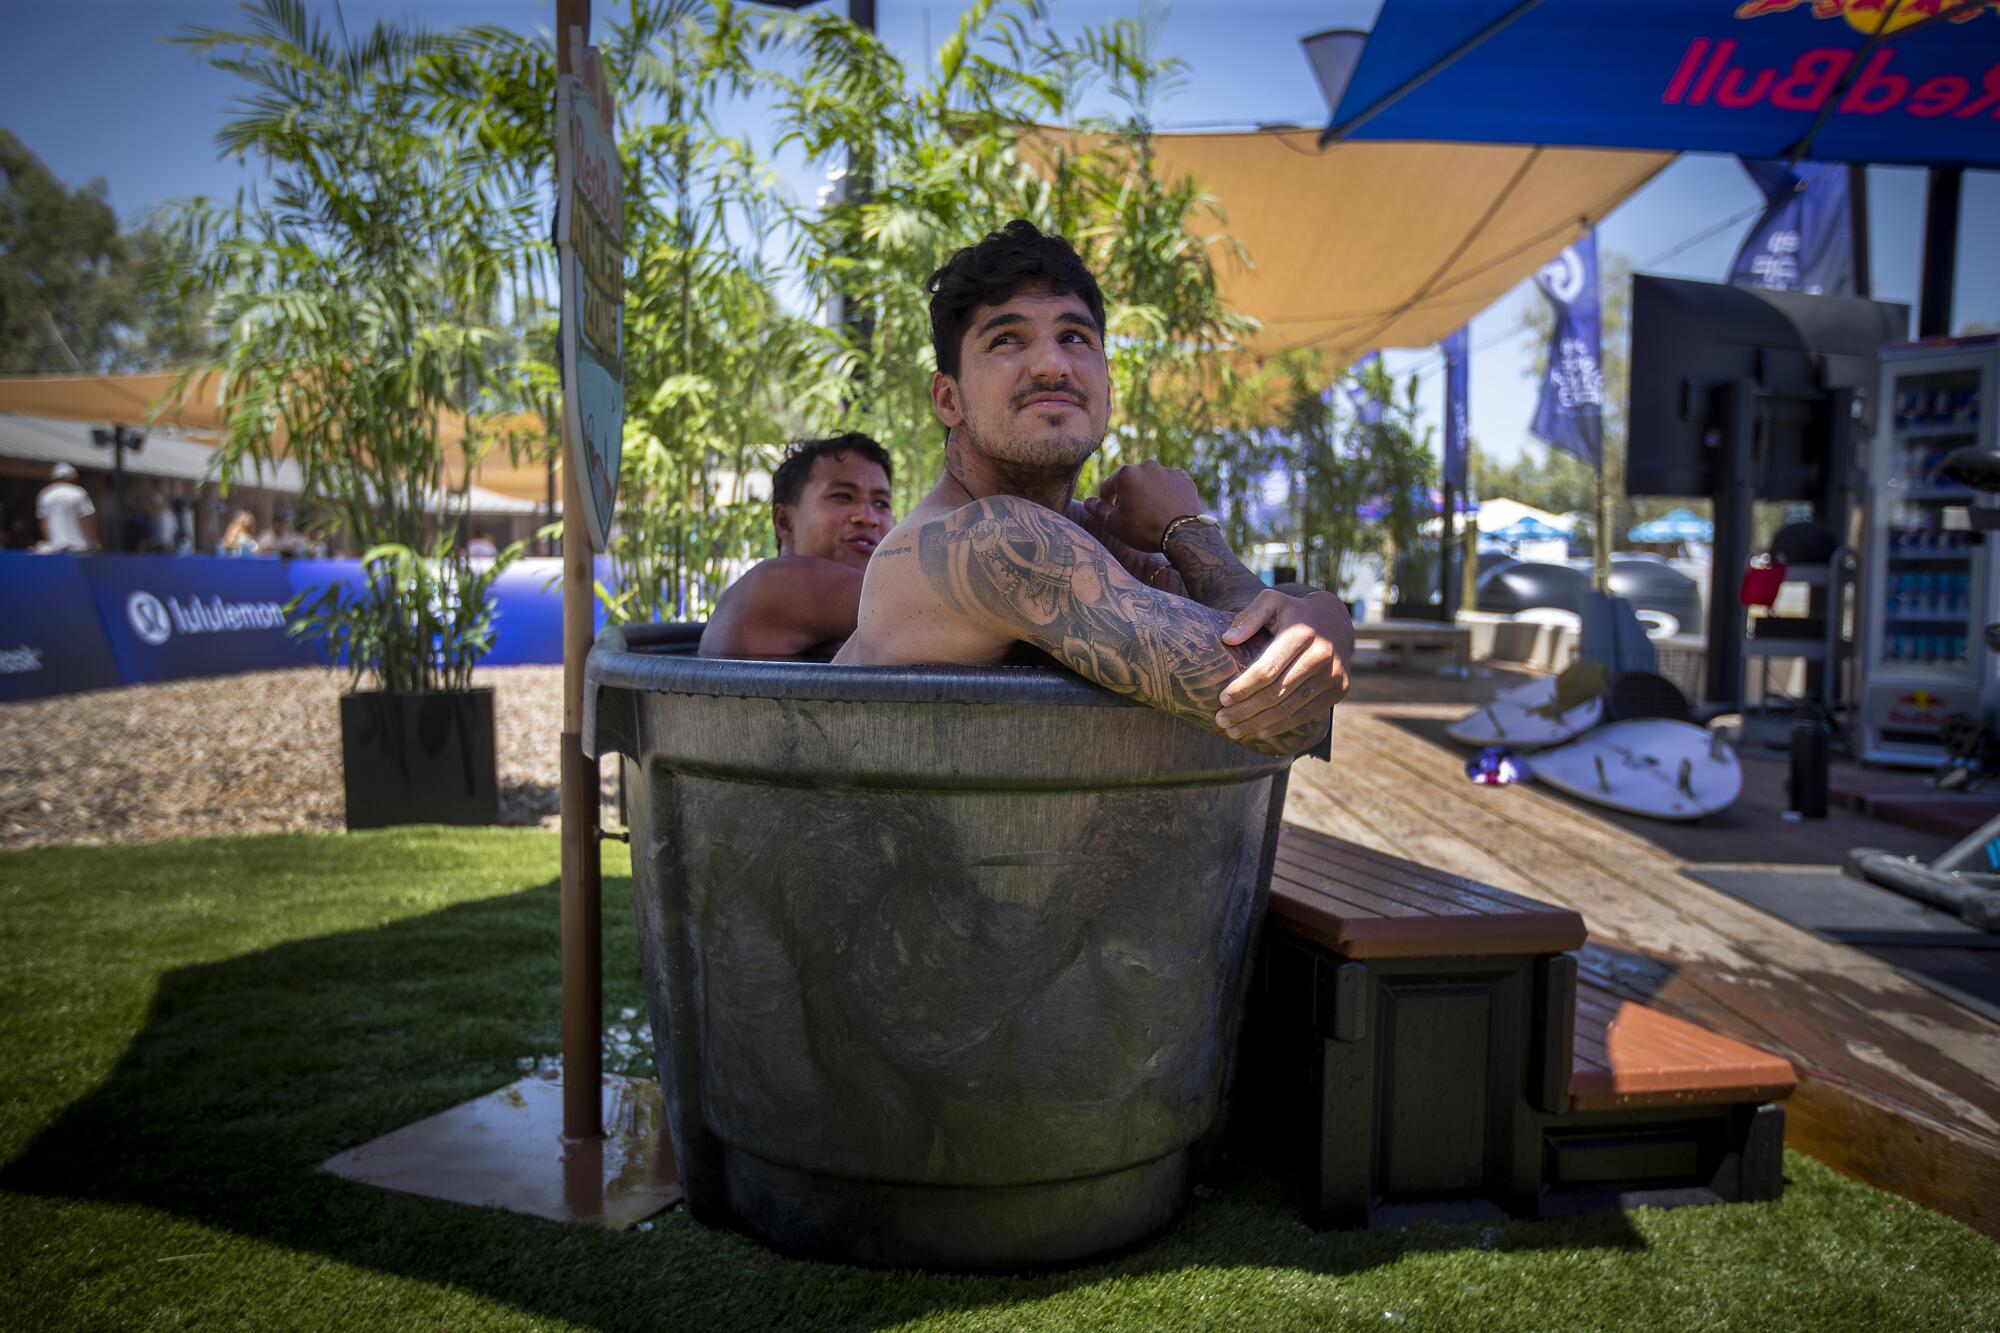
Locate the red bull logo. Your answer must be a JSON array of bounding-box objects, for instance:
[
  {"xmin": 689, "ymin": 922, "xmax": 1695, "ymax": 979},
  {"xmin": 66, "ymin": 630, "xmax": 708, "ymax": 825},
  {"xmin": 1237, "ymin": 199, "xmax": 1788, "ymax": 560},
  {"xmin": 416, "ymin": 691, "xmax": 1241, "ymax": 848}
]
[
  {"xmin": 1887, "ymin": 688, "xmax": 1953, "ymax": 727},
  {"xmin": 1663, "ymin": 30, "xmax": 2000, "ymax": 118},
  {"xmin": 1736, "ymin": 1, "xmax": 2000, "ymax": 34}
]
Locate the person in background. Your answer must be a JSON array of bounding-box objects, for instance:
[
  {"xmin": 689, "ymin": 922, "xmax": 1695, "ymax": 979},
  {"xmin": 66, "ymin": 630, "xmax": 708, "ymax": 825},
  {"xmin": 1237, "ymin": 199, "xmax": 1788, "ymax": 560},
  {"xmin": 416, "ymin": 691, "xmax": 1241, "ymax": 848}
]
[
  {"xmin": 35, "ymin": 463, "xmax": 97, "ymax": 553},
  {"xmin": 256, "ymin": 510, "xmax": 309, "ymax": 557},
  {"xmin": 699, "ymin": 433, "xmax": 895, "ymax": 659},
  {"xmin": 142, "ymin": 491, "xmax": 180, "ymax": 554},
  {"xmin": 219, "ymin": 509, "xmax": 259, "ymax": 556},
  {"xmin": 465, "ymin": 528, "xmax": 499, "ymax": 558}
]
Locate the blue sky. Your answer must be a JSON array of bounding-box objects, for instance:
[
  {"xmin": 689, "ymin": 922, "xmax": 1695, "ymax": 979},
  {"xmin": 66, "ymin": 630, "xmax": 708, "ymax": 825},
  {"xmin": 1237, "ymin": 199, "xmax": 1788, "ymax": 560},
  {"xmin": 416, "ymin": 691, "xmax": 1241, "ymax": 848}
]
[{"xmin": 4, "ymin": 0, "xmax": 1996, "ymax": 469}]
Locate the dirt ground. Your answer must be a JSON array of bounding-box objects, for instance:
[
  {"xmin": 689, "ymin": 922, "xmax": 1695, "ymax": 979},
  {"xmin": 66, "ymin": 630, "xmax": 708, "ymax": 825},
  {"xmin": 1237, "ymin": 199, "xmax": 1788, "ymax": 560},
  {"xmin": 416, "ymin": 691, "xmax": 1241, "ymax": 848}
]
[{"xmin": 0, "ymin": 666, "xmax": 614, "ymax": 849}]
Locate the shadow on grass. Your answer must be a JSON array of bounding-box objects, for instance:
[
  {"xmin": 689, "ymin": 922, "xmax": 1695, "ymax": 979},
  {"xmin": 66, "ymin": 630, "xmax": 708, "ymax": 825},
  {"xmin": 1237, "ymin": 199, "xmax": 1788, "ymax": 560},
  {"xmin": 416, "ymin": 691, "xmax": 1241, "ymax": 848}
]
[{"xmin": 2, "ymin": 877, "xmax": 1646, "ymax": 1331}]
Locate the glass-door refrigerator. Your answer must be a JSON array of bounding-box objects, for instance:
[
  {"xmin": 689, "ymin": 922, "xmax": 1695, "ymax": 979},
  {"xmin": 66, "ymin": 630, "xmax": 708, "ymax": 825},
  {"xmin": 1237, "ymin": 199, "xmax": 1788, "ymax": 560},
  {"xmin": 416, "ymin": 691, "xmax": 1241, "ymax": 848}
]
[{"xmin": 1859, "ymin": 337, "xmax": 2000, "ymax": 766}]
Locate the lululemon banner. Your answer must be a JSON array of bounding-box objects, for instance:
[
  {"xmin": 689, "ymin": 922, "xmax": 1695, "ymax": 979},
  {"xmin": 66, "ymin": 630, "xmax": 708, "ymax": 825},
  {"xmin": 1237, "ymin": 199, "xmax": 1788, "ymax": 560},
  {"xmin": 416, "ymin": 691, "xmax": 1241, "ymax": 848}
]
[
  {"xmin": 1529, "ymin": 231, "xmax": 1605, "ymax": 469},
  {"xmin": 0, "ymin": 554, "xmax": 599, "ymax": 701},
  {"xmin": 83, "ymin": 554, "xmax": 318, "ymax": 686},
  {"xmin": 0, "ymin": 552, "xmax": 122, "ymax": 702},
  {"xmin": 1728, "ymin": 158, "xmax": 1855, "ymax": 296}
]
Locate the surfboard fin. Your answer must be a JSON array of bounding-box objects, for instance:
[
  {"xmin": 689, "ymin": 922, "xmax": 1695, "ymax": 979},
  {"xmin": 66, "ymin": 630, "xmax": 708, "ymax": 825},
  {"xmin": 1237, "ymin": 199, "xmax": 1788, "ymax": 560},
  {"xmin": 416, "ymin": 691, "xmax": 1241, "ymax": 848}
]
[
  {"xmin": 1594, "ymin": 754, "xmax": 1610, "ymax": 793},
  {"xmin": 1708, "ymin": 729, "xmax": 1728, "ymax": 763},
  {"xmin": 1678, "ymin": 757, "xmax": 1694, "ymax": 799}
]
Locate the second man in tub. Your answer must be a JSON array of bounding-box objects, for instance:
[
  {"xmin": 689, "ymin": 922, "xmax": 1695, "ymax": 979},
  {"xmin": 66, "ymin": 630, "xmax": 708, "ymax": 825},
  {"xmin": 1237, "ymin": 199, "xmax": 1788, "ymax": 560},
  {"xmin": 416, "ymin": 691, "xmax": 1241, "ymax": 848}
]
[{"xmin": 699, "ymin": 433, "xmax": 895, "ymax": 659}]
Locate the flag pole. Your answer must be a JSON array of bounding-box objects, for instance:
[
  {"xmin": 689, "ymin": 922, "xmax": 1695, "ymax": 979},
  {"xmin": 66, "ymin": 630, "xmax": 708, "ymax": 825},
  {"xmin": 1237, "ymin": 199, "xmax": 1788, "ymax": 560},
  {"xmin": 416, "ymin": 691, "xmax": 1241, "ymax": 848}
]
[
  {"xmin": 1594, "ymin": 452, "xmax": 1610, "ymax": 592},
  {"xmin": 556, "ymin": 0, "xmax": 604, "ymax": 1144}
]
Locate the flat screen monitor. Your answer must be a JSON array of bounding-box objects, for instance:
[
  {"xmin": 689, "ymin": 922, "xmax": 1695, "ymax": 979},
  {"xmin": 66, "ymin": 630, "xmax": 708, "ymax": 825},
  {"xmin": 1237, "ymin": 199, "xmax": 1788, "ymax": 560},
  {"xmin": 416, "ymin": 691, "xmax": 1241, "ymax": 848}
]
[{"xmin": 1626, "ymin": 277, "xmax": 1908, "ymax": 499}]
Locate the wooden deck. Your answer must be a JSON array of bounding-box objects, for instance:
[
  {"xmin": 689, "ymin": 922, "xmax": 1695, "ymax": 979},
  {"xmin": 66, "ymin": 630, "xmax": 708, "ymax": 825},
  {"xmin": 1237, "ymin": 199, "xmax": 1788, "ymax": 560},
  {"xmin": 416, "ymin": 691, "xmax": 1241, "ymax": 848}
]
[{"xmin": 1286, "ymin": 664, "xmax": 2000, "ymax": 1238}]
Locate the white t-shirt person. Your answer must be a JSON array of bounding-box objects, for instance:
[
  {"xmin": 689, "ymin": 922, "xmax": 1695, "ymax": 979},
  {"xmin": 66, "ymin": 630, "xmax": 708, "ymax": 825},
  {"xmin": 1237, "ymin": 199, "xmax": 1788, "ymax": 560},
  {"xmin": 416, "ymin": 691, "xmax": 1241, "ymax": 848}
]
[{"xmin": 35, "ymin": 465, "xmax": 97, "ymax": 553}]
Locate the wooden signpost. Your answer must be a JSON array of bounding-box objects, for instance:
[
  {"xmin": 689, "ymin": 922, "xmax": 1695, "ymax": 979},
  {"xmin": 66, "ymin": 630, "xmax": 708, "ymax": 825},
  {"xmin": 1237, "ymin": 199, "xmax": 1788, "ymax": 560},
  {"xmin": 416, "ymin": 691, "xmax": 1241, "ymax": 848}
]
[{"xmin": 556, "ymin": 0, "xmax": 618, "ymax": 1144}]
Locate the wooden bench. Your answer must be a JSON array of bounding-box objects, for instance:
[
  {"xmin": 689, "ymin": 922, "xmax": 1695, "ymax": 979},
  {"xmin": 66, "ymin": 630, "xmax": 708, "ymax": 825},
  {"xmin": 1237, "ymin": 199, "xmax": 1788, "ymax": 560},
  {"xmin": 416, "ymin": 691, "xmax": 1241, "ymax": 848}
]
[
  {"xmin": 1352, "ymin": 620, "xmax": 1473, "ymax": 677},
  {"xmin": 1242, "ymin": 825, "xmax": 1794, "ymax": 1227}
]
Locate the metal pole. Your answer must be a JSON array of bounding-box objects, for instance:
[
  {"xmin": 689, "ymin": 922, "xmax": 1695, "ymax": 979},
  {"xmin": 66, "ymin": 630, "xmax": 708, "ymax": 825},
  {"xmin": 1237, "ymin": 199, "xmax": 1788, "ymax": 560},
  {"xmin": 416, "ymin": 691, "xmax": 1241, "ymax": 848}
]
[
  {"xmin": 113, "ymin": 432, "xmax": 128, "ymax": 553},
  {"xmin": 556, "ymin": 0, "xmax": 604, "ymax": 1144},
  {"xmin": 1917, "ymin": 166, "xmax": 1961, "ymax": 339},
  {"xmin": 1847, "ymin": 164, "xmax": 1871, "ymax": 300},
  {"xmin": 1439, "ymin": 482, "xmax": 1456, "ymax": 619}
]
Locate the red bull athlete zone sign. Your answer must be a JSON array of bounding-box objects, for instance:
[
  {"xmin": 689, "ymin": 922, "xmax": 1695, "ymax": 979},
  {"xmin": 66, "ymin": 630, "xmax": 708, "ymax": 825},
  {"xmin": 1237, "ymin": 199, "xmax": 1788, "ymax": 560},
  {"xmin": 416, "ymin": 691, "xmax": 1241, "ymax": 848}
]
[
  {"xmin": 557, "ymin": 39, "xmax": 625, "ymax": 553},
  {"xmin": 1324, "ymin": 0, "xmax": 2000, "ymax": 168}
]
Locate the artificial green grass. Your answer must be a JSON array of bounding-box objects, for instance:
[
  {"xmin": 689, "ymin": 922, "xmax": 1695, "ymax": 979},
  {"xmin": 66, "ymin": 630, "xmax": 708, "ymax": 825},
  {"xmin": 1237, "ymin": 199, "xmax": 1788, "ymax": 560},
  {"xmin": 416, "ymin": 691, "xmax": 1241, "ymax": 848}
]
[{"xmin": 1, "ymin": 829, "xmax": 1995, "ymax": 1332}]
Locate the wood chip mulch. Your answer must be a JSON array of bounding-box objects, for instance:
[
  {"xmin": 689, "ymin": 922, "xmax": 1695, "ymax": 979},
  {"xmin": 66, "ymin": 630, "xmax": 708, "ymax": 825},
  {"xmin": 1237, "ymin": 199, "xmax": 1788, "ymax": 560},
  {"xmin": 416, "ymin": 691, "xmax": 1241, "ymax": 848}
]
[{"xmin": 1, "ymin": 667, "xmax": 613, "ymax": 850}]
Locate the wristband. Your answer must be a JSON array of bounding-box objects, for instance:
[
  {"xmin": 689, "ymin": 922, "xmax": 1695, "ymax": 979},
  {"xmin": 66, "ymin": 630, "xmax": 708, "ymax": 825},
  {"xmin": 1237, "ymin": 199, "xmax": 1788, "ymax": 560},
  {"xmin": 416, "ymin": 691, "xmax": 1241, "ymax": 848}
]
[{"xmin": 1159, "ymin": 512, "xmax": 1219, "ymax": 553}]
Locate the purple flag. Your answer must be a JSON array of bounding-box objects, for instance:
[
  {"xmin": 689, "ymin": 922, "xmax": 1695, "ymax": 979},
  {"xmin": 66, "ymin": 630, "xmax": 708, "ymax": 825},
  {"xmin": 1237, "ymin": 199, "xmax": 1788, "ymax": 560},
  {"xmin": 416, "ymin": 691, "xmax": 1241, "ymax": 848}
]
[
  {"xmin": 1441, "ymin": 325, "xmax": 1469, "ymax": 490},
  {"xmin": 1529, "ymin": 232, "xmax": 1604, "ymax": 469},
  {"xmin": 1341, "ymin": 351, "xmax": 1383, "ymax": 426},
  {"xmin": 1728, "ymin": 160, "xmax": 1854, "ymax": 298}
]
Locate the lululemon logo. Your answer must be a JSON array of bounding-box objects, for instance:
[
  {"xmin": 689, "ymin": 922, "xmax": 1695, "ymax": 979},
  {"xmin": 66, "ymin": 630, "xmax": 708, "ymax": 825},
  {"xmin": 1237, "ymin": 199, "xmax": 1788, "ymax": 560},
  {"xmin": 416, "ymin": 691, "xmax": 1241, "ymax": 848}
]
[{"xmin": 127, "ymin": 591, "xmax": 173, "ymax": 645}]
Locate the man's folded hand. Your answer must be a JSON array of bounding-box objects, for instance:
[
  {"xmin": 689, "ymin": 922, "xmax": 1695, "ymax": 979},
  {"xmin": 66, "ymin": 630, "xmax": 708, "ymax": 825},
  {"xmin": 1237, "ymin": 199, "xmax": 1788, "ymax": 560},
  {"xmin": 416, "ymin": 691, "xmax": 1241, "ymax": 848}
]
[{"xmin": 1214, "ymin": 588, "xmax": 1353, "ymax": 744}]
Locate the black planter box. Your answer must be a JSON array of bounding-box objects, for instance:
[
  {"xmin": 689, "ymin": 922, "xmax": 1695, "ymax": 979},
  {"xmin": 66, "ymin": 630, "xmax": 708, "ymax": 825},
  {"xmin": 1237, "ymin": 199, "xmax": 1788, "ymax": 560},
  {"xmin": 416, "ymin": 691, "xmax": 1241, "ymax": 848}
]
[{"xmin": 339, "ymin": 689, "xmax": 499, "ymax": 830}]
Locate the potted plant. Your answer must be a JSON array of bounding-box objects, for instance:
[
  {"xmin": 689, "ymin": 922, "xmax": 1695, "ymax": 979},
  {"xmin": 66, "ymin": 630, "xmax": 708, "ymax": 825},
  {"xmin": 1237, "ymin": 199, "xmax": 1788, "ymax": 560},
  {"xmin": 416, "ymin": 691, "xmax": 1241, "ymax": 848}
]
[
  {"xmin": 291, "ymin": 538, "xmax": 522, "ymax": 828},
  {"xmin": 161, "ymin": 2, "xmax": 544, "ymax": 827}
]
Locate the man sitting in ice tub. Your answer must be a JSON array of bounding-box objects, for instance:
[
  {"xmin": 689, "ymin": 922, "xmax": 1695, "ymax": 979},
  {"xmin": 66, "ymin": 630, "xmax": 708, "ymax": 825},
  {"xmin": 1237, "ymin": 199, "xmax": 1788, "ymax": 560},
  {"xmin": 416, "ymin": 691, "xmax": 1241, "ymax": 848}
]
[
  {"xmin": 838, "ymin": 220, "xmax": 1350, "ymax": 756},
  {"xmin": 700, "ymin": 433, "xmax": 896, "ymax": 659}
]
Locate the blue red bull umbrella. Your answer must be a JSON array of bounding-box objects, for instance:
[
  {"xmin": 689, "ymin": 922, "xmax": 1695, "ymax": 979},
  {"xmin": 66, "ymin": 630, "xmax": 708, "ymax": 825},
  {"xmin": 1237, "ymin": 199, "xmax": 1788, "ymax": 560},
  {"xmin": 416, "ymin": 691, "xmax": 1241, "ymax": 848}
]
[{"xmin": 1321, "ymin": 0, "xmax": 2000, "ymax": 169}]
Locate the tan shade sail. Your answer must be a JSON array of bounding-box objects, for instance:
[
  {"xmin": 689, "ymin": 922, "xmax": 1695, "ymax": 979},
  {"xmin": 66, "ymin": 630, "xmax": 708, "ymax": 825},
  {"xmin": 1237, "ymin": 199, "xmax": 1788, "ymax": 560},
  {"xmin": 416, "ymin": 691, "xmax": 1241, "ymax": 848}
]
[
  {"xmin": 0, "ymin": 371, "xmax": 557, "ymax": 504},
  {"xmin": 1119, "ymin": 129, "xmax": 1672, "ymax": 363}
]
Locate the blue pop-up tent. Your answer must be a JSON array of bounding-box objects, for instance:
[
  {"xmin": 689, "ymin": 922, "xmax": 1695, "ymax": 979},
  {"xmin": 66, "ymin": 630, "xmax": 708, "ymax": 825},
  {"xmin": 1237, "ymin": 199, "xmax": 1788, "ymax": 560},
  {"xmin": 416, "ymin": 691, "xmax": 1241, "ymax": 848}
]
[{"xmin": 1629, "ymin": 508, "xmax": 1716, "ymax": 544}]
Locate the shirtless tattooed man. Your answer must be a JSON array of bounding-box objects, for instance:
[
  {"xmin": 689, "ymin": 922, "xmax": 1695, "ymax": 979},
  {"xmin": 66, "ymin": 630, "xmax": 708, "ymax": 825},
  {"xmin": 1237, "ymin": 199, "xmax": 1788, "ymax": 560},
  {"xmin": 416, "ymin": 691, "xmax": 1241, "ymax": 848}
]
[{"xmin": 837, "ymin": 220, "xmax": 1352, "ymax": 756}]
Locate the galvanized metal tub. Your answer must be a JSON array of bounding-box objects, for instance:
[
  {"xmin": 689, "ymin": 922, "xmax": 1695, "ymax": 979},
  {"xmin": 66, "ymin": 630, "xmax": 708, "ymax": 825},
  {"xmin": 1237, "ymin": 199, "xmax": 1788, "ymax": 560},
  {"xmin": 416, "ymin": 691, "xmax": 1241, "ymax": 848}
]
[{"xmin": 586, "ymin": 624, "xmax": 1292, "ymax": 1270}]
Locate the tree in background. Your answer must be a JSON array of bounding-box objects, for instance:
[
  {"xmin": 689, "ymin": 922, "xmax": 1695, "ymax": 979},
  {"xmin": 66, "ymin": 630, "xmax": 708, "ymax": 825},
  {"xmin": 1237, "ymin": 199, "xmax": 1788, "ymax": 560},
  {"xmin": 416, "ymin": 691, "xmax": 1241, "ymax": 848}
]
[
  {"xmin": 145, "ymin": 0, "xmax": 1365, "ymax": 624},
  {"xmin": 777, "ymin": 0, "xmax": 1254, "ymax": 511},
  {"xmin": 445, "ymin": 0, "xmax": 836, "ymax": 623},
  {"xmin": 0, "ymin": 132, "xmax": 208, "ymax": 374},
  {"xmin": 160, "ymin": 0, "xmax": 545, "ymax": 689},
  {"xmin": 1470, "ymin": 446, "xmax": 1596, "ymax": 521}
]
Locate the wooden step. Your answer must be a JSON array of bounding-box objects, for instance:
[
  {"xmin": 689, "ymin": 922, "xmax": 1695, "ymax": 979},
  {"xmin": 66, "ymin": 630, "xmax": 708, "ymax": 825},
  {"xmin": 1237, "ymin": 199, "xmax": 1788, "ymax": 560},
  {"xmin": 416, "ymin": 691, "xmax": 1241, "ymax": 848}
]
[
  {"xmin": 1270, "ymin": 824, "xmax": 1587, "ymax": 959},
  {"xmin": 1570, "ymin": 980, "xmax": 1797, "ymax": 1112}
]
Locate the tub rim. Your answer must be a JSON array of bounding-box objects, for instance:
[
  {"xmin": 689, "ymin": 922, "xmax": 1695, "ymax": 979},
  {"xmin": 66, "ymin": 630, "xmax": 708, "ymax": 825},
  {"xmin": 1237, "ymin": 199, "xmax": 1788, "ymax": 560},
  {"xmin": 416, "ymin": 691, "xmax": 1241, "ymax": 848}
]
[{"xmin": 586, "ymin": 623, "xmax": 1166, "ymax": 761}]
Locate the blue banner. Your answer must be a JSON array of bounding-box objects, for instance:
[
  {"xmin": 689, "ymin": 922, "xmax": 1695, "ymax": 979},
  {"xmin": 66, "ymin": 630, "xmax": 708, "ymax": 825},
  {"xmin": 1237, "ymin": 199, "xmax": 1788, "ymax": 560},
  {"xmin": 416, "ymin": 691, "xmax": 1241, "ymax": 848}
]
[
  {"xmin": 1328, "ymin": 1, "xmax": 2000, "ymax": 170},
  {"xmin": 1341, "ymin": 350, "xmax": 1384, "ymax": 426},
  {"xmin": 80, "ymin": 554, "xmax": 322, "ymax": 686},
  {"xmin": 1529, "ymin": 232, "xmax": 1605, "ymax": 469},
  {"xmin": 1441, "ymin": 325, "xmax": 1470, "ymax": 489},
  {"xmin": 1728, "ymin": 158, "xmax": 1855, "ymax": 296},
  {"xmin": 0, "ymin": 554, "xmax": 602, "ymax": 701},
  {"xmin": 0, "ymin": 553, "xmax": 123, "ymax": 702}
]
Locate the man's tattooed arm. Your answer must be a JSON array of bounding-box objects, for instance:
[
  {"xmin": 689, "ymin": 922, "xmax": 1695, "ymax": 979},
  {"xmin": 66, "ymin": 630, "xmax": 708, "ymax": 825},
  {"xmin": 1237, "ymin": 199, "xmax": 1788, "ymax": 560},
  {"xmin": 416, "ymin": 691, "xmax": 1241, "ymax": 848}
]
[
  {"xmin": 916, "ymin": 496, "xmax": 1329, "ymax": 757},
  {"xmin": 1164, "ymin": 521, "xmax": 1271, "ymax": 614}
]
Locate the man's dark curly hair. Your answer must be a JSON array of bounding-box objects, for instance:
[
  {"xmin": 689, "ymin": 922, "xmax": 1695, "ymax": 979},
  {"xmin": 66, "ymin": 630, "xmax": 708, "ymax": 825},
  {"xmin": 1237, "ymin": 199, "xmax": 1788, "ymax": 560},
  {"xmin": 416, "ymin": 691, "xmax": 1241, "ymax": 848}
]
[
  {"xmin": 927, "ymin": 219, "xmax": 1106, "ymax": 379},
  {"xmin": 770, "ymin": 432, "xmax": 891, "ymax": 510}
]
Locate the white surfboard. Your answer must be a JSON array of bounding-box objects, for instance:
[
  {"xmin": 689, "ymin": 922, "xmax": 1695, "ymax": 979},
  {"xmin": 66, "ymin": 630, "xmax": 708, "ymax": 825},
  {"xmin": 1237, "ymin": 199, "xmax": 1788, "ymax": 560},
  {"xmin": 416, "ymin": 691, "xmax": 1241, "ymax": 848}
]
[
  {"xmin": 1528, "ymin": 719, "xmax": 1742, "ymax": 821},
  {"xmin": 1446, "ymin": 675, "xmax": 1604, "ymax": 751}
]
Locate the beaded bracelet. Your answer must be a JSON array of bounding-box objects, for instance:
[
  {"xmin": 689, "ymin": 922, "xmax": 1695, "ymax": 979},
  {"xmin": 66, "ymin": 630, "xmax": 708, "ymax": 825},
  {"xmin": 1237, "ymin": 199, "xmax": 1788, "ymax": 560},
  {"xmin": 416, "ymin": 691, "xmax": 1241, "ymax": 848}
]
[{"xmin": 1159, "ymin": 512, "xmax": 1219, "ymax": 553}]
